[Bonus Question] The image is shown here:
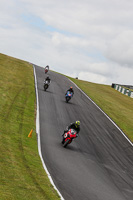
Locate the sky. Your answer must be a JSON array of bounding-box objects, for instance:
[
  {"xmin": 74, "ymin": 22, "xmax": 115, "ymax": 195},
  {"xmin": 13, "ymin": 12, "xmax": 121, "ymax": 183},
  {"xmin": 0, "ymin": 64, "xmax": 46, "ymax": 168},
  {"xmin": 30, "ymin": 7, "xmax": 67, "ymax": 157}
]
[{"xmin": 0, "ymin": 0, "xmax": 133, "ymax": 85}]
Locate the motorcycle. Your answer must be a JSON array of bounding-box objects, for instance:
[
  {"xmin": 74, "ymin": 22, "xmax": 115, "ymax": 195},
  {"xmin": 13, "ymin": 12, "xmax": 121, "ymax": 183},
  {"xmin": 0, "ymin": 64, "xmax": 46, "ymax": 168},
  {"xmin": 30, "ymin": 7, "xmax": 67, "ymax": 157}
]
[
  {"xmin": 62, "ymin": 128, "xmax": 77, "ymax": 148},
  {"xmin": 65, "ymin": 91, "xmax": 73, "ymax": 103},
  {"xmin": 44, "ymin": 80, "xmax": 50, "ymax": 91},
  {"xmin": 45, "ymin": 68, "xmax": 48, "ymax": 74},
  {"xmin": 45, "ymin": 66, "xmax": 49, "ymax": 74}
]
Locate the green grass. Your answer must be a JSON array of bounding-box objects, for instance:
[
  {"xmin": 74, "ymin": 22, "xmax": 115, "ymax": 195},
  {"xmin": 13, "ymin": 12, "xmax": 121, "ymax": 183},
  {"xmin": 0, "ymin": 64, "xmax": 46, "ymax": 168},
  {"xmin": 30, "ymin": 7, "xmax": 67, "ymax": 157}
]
[
  {"xmin": 0, "ymin": 53, "xmax": 60, "ymax": 200},
  {"xmin": 0, "ymin": 53, "xmax": 132, "ymax": 200},
  {"xmin": 67, "ymin": 77, "xmax": 133, "ymax": 142}
]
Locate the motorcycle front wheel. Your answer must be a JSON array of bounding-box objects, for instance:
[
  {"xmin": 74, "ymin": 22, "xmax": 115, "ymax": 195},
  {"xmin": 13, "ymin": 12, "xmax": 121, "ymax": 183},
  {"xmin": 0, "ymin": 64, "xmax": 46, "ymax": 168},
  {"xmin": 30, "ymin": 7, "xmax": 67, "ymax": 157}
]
[
  {"xmin": 66, "ymin": 97, "xmax": 70, "ymax": 103},
  {"xmin": 63, "ymin": 139, "xmax": 70, "ymax": 148},
  {"xmin": 44, "ymin": 84, "xmax": 48, "ymax": 91}
]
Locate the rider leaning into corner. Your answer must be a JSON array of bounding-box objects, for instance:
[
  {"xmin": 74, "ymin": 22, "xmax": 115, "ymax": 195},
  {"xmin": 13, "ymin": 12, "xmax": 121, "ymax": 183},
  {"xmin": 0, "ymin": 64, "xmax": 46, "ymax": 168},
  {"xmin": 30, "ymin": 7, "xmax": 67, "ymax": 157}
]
[
  {"xmin": 65, "ymin": 86, "xmax": 74, "ymax": 96},
  {"xmin": 62, "ymin": 121, "xmax": 80, "ymax": 142}
]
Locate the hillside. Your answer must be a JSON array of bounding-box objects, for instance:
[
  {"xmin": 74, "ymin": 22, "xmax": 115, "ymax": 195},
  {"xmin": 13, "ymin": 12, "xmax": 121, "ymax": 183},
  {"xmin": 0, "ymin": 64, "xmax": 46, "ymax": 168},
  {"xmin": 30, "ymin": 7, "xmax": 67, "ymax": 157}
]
[
  {"xmin": 0, "ymin": 52, "xmax": 132, "ymax": 199},
  {"xmin": 0, "ymin": 53, "xmax": 60, "ymax": 200}
]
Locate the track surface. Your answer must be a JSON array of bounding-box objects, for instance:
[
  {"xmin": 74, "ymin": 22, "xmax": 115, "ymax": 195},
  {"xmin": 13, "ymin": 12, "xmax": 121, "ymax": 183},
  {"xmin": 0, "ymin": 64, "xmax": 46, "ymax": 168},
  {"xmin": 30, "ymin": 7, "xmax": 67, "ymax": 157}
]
[{"xmin": 35, "ymin": 65, "xmax": 133, "ymax": 200}]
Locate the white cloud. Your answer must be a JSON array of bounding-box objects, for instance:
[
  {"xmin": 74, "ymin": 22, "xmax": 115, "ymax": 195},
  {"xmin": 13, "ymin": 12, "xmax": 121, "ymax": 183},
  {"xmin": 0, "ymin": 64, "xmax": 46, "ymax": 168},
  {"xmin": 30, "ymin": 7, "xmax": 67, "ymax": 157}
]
[
  {"xmin": 79, "ymin": 71, "xmax": 107, "ymax": 84},
  {"xmin": 105, "ymin": 31, "xmax": 133, "ymax": 68},
  {"xmin": 0, "ymin": 0, "xmax": 133, "ymax": 85}
]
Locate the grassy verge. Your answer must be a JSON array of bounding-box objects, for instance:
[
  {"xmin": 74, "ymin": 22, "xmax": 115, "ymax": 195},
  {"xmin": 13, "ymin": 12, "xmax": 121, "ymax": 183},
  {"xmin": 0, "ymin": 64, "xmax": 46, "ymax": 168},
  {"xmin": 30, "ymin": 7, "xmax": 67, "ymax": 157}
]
[
  {"xmin": 0, "ymin": 53, "xmax": 60, "ymax": 200},
  {"xmin": 68, "ymin": 77, "xmax": 133, "ymax": 142}
]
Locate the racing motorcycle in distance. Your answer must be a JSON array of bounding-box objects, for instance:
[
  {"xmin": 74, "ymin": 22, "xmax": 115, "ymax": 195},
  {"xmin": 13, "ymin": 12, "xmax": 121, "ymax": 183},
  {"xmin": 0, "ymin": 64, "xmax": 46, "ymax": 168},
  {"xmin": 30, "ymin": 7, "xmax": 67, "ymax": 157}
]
[
  {"xmin": 65, "ymin": 91, "xmax": 73, "ymax": 103},
  {"xmin": 44, "ymin": 80, "xmax": 50, "ymax": 91},
  {"xmin": 45, "ymin": 65, "xmax": 49, "ymax": 74},
  {"xmin": 45, "ymin": 68, "xmax": 48, "ymax": 74},
  {"xmin": 62, "ymin": 128, "xmax": 77, "ymax": 148}
]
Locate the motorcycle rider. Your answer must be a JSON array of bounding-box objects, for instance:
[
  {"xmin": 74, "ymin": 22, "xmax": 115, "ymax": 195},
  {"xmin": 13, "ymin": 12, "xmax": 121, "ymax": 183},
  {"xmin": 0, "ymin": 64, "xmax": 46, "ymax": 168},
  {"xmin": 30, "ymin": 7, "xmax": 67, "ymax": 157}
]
[
  {"xmin": 46, "ymin": 65, "xmax": 49, "ymax": 69},
  {"xmin": 44, "ymin": 75, "xmax": 51, "ymax": 84},
  {"xmin": 62, "ymin": 121, "xmax": 80, "ymax": 143},
  {"xmin": 65, "ymin": 87, "xmax": 74, "ymax": 96}
]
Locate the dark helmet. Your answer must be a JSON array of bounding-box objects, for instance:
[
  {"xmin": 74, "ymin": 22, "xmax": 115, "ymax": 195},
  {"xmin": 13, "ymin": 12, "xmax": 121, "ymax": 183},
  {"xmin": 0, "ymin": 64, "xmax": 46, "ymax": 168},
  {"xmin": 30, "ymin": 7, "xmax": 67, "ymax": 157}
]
[{"xmin": 75, "ymin": 120, "xmax": 80, "ymax": 128}]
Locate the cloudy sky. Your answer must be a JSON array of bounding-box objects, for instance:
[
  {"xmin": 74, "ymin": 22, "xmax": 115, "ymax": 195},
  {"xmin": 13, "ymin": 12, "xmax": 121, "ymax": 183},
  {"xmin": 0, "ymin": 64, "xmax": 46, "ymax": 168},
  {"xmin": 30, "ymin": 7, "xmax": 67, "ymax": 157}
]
[{"xmin": 0, "ymin": 0, "xmax": 133, "ymax": 85}]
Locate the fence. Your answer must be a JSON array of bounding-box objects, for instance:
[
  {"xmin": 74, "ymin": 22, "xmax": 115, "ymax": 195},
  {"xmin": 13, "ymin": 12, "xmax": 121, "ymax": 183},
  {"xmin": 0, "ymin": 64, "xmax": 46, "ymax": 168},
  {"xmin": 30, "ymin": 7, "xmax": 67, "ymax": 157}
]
[{"xmin": 112, "ymin": 84, "xmax": 133, "ymax": 98}]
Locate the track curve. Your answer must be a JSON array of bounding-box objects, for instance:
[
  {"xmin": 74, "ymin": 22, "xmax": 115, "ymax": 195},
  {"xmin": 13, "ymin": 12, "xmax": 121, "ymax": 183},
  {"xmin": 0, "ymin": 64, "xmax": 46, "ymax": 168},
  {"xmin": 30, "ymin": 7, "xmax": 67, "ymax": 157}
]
[{"xmin": 35, "ymin": 65, "xmax": 133, "ymax": 200}]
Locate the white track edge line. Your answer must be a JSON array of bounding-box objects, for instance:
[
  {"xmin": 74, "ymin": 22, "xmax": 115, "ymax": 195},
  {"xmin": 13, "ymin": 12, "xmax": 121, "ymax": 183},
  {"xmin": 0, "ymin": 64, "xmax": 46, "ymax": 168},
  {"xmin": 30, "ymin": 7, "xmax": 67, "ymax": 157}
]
[
  {"xmin": 69, "ymin": 79, "xmax": 133, "ymax": 147},
  {"xmin": 33, "ymin": 65, "xmax": 64, "ymax": 200}
]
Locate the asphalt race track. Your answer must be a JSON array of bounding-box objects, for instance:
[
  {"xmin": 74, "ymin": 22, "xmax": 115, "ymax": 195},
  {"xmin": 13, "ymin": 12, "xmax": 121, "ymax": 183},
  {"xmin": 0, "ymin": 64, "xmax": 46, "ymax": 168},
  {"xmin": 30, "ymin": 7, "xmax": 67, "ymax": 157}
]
[{"xmin": 35, "ymin": 65, "xmax": 133, "ymax": 200}]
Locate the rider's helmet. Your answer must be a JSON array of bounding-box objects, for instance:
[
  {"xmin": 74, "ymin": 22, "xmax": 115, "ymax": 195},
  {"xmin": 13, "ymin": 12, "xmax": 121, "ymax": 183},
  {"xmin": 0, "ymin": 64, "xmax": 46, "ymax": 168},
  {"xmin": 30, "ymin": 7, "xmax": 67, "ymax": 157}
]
[
  {"xmin": 70, "ymin": 87, "xmax": 73, "ymax": 91},
  {"xmin": 75, "ymin": 120, "xmax": 80, "ymax": 128}
]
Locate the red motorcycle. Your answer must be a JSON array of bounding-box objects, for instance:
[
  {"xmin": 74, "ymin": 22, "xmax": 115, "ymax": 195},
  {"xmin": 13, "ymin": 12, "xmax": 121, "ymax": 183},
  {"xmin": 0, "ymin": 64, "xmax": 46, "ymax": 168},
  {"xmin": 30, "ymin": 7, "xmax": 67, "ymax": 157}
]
[
  {"xmin": 62, "ymin": 129, "xmax": 77, "ymax": 148},
  {"xmin": 45, "ymin": 65, "xmax": 49, "ymax": 74},
  {"xmin": 45, "ymin": 68, "xmax": 48, "ymax": 74}
]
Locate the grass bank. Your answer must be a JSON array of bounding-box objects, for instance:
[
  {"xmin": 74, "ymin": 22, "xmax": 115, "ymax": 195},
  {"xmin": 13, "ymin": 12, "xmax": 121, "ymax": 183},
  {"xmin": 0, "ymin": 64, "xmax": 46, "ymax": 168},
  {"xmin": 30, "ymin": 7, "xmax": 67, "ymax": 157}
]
[
  {"xmin": 68, "ymin": 77, "xmax": 133, "ymax": 142},
  {"xmin": 0, "ymin": 53, "xmax": 60, "ymax": 200}
]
